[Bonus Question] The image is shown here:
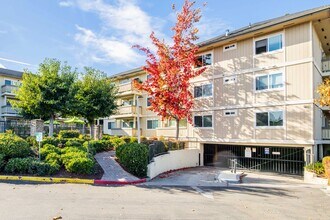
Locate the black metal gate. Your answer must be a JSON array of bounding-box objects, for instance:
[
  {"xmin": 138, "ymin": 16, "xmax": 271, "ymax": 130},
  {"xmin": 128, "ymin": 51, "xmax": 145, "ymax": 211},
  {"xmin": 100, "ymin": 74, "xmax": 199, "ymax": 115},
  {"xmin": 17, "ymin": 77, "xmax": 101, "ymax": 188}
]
[
  {"xmin": 0, "ymin": 121, "xmax": 30, "ymax": 137},
  {"xmin": 204, "ymin": 144, "xmax": 305, "ymax": 176}
]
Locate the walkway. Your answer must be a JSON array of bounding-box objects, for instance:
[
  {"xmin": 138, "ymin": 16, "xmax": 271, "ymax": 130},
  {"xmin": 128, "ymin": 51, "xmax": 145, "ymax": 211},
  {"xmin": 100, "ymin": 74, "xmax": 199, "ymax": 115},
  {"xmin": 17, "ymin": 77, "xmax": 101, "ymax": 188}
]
[{"xmin": 94, "ymin": 151, "xmax": 140, "ymax": 181}]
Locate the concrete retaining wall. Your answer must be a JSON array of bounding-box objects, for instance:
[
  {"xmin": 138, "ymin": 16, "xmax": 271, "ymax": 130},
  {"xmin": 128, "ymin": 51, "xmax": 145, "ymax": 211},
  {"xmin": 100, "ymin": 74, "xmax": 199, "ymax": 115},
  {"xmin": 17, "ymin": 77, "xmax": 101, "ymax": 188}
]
[
  {"xmin": 147, "ymin": 149, "xmax": 200, "ymax": 179},
  {"xmin": 304, "ymin": 170, "xmax": 328, "ymax": 185}
]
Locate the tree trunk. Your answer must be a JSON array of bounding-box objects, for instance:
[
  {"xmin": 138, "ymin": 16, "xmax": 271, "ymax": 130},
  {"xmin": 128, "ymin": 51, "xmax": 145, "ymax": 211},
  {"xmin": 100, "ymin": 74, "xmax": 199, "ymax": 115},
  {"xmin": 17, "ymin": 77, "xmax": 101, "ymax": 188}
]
[
  {"xmin": 89, "ymin": 121, "xmax": 95, "ymax": 140},
  {"xmin": 176, "ymin": 118, "xmax": 180, "ymax": 141},
  {"xmin": 49, "ymin": 115, "xmax": 54, "ymax": 137}
]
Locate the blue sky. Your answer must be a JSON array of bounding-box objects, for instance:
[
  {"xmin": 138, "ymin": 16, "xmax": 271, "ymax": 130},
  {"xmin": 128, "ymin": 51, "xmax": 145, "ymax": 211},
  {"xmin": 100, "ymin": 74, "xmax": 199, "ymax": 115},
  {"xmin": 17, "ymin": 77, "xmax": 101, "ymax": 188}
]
[{"xmin": 0, "ymin": 0, "xmax": 328, "ymax": 75}]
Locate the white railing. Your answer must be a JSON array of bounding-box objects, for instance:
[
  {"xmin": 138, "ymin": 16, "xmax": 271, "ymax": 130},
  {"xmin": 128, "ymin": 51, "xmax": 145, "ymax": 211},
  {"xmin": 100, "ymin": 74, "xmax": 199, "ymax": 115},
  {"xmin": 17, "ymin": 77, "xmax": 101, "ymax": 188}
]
[{"xmin": 322, "ymin": 128, "xmax": 330, "ymax": 139}]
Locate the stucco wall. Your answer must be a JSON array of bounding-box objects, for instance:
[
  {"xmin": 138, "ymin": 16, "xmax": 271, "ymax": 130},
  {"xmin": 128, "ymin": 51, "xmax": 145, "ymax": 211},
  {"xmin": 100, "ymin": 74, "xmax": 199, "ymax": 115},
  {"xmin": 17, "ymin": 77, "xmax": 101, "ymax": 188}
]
[{"xmin": 147, "ymin": 149, "xmax": 200, "ymax": 179}]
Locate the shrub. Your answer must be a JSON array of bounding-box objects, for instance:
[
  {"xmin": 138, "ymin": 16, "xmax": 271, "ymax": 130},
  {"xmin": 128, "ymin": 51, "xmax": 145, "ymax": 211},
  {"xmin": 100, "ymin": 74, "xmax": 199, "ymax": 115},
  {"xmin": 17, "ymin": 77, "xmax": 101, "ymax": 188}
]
[
  {"xmin": 165, "ymin": 141, "xmax": 185, "ymax": 151},
  {"xmin": 79, "ymin": 134, "xmax": 91, "ymax": 141},
  {"xmin": 109, "ymin": 137, "xmax": 125, "ymax": 149},
  {"xmin": 116, "ymin": 143, "xmax": 148, "ymax": 177},
  {"xmin": 65, "ymin": 139, "xmax": 83, "ymax": 148},
  {"xmin": 323, "ymin": 156, "xmax": 330, "ymax": 178},
  {"xmin": 140, "ymin": 136, "xmax": 148, "ymax": 143},
  {"xmin": 102, "ymin": 134, "xmax": 112, "ymax": 140},
  {"xmin": 130, "ymin": 137, "xmax": 138, "ymax": 143},
  {"xmin": 44, "ymin": 152, "xmax": 62, "ymax": 174},
  {"xmin": 0, "ymin": 133, "xmax": 31, "ymax": 159},
  {"xmin": 64, "ymin": 157, "xmax": 94, "ymax": 174},
  {"xmin": 40, "ymin": 144, "xmax": 61, "ymax": 160},
  {"xmin": 148, "ymin": 141, "xmax": 166, "ymax": 162},
  {"xmin": 305, "ymin": 162, "xmax": 325, "ymax": 176},
  {"xmin": 26, "ymin": 136, "xmax": 38, "ymax": 147},
  {"xmin": 58, "ymin": 130, "xmax": 80, "ymax": 139},
  {"xmin": 42, "ymin": 137, "xmax": 61, "ymax": 147},
  {"xmin": 4, "ymin": 157, "xmax": 53, "ymax": 176},
  {"xmin": 121, "ymin": 136, "xmax": 131, "ymax": 144},
  {"xmin": 0, "ymin": 154, "xmax": 5, "ymax": 171},
  {"xmin": 83, "ymin": 140, "xmax": 113, "ymax": 154}
]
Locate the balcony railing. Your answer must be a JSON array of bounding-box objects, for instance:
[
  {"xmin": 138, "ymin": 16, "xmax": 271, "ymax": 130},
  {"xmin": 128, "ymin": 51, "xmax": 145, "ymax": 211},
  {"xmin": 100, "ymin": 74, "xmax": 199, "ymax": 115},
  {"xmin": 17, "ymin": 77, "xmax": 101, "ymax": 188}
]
[
  {"xmin": 1, "ymin": 85, "xmax": 18, "ymax": 95},
  {"xmin": 323, "ymin": 59, "xmax": 330, "ymax": 73},
  {"xmin": 109, "ymin": 128, "xmax": 141, "ymax": 136},
  {"xmin": 114, "ymin": 105, "xmax": 141, "ymax": 117},
  {"xmin": 1, "ymin": 105, "xmax": 20, "ymax": 116}
]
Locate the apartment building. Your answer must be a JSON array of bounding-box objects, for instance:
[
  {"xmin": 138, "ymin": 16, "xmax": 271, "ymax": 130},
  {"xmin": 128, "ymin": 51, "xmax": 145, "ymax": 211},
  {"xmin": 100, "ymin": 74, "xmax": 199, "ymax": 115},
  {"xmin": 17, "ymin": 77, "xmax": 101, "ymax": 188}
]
[
  {"xmin": 103, "ymin": 6, "xmax": 330, "ymax": 175},
  {"xmin": 0, "ymin": 68, "xmax": 23, "ymax": 121}
]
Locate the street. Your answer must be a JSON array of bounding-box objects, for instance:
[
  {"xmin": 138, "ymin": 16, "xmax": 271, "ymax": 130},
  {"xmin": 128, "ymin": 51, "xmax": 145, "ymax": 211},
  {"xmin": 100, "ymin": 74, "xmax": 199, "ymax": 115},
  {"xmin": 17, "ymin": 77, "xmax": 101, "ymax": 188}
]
[{"xmin": 0, "ymin": 182, "xmax": 329, "ymax": 219}]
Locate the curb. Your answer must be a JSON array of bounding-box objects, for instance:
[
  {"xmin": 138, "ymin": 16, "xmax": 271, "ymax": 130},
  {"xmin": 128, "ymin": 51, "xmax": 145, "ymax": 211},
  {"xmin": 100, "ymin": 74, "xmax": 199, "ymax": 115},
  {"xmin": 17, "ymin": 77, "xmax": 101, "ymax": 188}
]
[
  {"xmin": 94, "ymin": 178, "xmax": 147, "ymax": 185},
  {"xmin": 0, "ymin": 175, "xmax": 147, "ymax": 185},
  {"xmin": 0, "ymin": 175, "xmax": 94, "ymax": 184}
]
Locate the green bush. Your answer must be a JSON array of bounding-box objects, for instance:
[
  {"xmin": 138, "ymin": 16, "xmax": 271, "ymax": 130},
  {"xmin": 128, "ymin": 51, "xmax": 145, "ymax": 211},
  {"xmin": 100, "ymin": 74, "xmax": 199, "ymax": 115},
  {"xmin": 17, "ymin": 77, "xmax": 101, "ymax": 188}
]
[
  {"xmin": 121, "ymin": 136, "xmax": 131, "ymax": 144},
  {"xmin": 101, "ymin": 134, "xmax": 112, "ymax": 140},
  {"xmin": 26, "ymin": 136, "xmax": 38, "ymax": 147},
  {"xmin": 109, "ymin": 138, "xmax": 125, "ymax": 150},
  {"xmin": 130, "ymin": 137, "xmax": 138, "ymax": 143},
  {"xmin": 64, "ymin": 157, "xmax": 94, "ymax": 174},
  {"xmin": 0, "ymin": 133, "xmax": 31, "ymax": 159},
  {"xmin": 305, "ymin": 162, "xmax": 325, "ymax": 176},
  {"xmin": 140, "ymin": 136, "xmax": 147, "ymax": 143},
  {"xmin": 58, "ymin": 130, "xmax": 80, "ymax": 139},
  {"xmin": 79, "ymin": 134, "xmax": 91, "ymax": 141},
  {"xmin": 44, "ymin": 152, "xmax": 62, "ymax": 174},
  {"xmin": 0, "ymin": 154, "xmax": 5, "ymax": 171},
  {"xmin": 84, "ymin": 140, "xmax": 114, "ymax": 154},
  {"xmin": 42, "ymin": 137, "xmax": 61, "ymax": 147},
  {"xmin": 4, "ymin": 157, "xmax": 53, "ymax": 176},
  {"xmin": 40, "ymin": 144, "xmax": 61, "ymax": 160},
  {"xmin": 165, "ymin": 141, "xmax": 185, "ymax": 151},
  {"xmin": 116, "ymin": 143, "xmax": 148, "ymax": 177},
  {"xmin": 65, "ymin": 139, "xmax": 83, "ymax": 148}
]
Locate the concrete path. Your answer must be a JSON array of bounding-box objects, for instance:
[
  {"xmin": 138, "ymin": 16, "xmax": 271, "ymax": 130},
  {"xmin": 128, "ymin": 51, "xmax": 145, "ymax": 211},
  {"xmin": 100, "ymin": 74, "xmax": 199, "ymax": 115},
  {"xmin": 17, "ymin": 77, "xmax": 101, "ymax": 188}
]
[{"xmin": 94, "ymin": 151, "xmax": 140, "ymax": 181}]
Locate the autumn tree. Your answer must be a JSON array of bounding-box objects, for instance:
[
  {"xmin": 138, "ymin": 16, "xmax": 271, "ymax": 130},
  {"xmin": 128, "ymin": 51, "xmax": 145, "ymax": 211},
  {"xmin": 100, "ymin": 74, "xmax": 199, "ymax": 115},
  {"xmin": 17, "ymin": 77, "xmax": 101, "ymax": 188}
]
[
  {"xmin": 317, "ymin": 78, "xmax": 330, "ymax": 106},
  {"xmin": 134, "ymin": 0, "xmax": 206, "ymax": 140}
]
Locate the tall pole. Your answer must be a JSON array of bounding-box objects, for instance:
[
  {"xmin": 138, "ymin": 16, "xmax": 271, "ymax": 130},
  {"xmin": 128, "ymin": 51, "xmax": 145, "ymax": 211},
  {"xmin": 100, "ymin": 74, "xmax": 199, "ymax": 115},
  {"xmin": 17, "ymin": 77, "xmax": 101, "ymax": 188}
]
[{"xmin": 136, "ymin": 95, "xmax": 141, "ymax": 143}]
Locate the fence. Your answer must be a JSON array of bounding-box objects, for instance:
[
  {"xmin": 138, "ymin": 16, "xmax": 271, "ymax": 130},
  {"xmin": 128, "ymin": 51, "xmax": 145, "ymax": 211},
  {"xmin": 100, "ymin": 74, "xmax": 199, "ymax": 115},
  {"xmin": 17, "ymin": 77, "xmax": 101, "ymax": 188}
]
[{"xmin": 0, "ymin": 121, "xmax": 30, "ymax": 137}]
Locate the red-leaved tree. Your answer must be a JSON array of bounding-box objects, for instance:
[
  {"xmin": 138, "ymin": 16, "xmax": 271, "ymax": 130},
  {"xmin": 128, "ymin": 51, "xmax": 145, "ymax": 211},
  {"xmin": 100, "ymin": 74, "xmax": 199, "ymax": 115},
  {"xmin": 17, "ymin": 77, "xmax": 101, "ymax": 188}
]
[{"xmin": 134, "ymin": 0, "xmax": 207, "ymax": 140}]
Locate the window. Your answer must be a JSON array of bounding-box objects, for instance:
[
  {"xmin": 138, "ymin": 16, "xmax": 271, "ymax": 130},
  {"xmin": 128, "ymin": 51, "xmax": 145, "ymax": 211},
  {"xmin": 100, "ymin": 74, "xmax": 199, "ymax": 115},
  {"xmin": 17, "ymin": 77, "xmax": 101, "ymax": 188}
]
[
  {"xmin": 194, "ymin": 115, "xmax": 212, "ymax": 128},
  {"xmin": 224, "ymin": 110, "xmax": 237, "ymax": 117},
  {"xmin": 223, "ymin": 43, "xmax": 237, "ymax": 52},
  {"xmin": 165, "ymin": 119, "xmax": 187, "ymax": 128},
  {"xmin": 5, "ymin": 80, "xmax": 12, "ymax": 86},
  {"xmin": 122, "ymin": 99, "xmax": 133, "ymax": 106},
  {"xmin": 223, "ymin": 76, "xmax": 237, "ymax": 84},
  {"xmin": 120, "ymin": 79, "xmax": 130, "ymax": 84},
  {"xmin": 147, "ymin": 120, "xmax": 159, "ymax": 129},
  {"xmin": 256, "ymin": 111, "xmax": 283, "ymax": 127},
  {"xmin": 194, "ymin": 84, "xmax": 213, "ymax": 98},
  {"xmin": 256, "ymin": 73, "xmax": 283, "ymax": 91},
  {"xmin": 108, "ymin": 122, "xmax": 116, "ymax": 129},
  {"xmin": 195, "ymin": 53, "xmax": 212, "ymax": 67},
  {"xmin": 122, "ymin": 120, "xmax": 134, "ymax": 128},
  {"xmin": 147, "ymin": 97, "xmax": 152, "ymax": 107},
  {"xmin": 255, "ymin": 34, "xmax": 282, "ymax": 55}
]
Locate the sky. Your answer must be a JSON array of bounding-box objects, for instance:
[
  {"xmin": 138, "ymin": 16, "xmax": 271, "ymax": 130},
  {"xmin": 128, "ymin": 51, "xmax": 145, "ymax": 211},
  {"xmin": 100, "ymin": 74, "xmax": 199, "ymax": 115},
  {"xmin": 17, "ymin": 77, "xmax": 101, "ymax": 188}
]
[{"xmin": 0, "ymin": 0, "xmax": 329, "ymax": 76}]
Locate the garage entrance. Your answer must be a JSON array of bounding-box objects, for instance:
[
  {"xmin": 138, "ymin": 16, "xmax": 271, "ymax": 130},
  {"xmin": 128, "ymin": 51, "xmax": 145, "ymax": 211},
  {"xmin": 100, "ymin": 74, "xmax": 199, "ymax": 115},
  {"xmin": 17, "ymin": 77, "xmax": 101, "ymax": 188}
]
[{"xmin": 204, "ymin": 144, "xmax": 305, "ymax": 176}]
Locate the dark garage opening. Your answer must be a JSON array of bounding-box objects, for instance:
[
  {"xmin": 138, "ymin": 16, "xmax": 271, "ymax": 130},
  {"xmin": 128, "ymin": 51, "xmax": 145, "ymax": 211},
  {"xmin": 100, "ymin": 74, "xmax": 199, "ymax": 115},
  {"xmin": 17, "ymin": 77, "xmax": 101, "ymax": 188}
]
[{"xmin": 204, "ymin": 144, "xmax": 305, "ymax": 176}]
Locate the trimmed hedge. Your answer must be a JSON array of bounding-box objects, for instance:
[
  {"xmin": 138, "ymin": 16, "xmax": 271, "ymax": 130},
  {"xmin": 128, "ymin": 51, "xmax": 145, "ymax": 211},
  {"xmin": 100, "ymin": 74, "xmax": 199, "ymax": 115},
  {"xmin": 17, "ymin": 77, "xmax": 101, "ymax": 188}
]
[
  {"xmin": 0, "ymin": 133, "xmax": 31, "ymax": 159},
  {"xmin": 116, "ymin": 143, "xmax": 148, "ymax": 178},
  {"xmin": 0, "ymin": 154, "xmax": 5, "ymax": 171},
  {"xmin": 40, "ymin": 144, "xmax": 61, "ymax": 160},
  {"xmin": 64, "ymin": 157, "xmax": 94, "ymax": 174},
  {"xmin": 84, "ymin": 140, "xmax": 113, "ymax": 154},
  {"xmin": 59, "ymin": 130, "xmax": 80, "ymax": 139},
  {"xmin": 4, "ymin": 157, "xmax": 55, "ymax": 176}
]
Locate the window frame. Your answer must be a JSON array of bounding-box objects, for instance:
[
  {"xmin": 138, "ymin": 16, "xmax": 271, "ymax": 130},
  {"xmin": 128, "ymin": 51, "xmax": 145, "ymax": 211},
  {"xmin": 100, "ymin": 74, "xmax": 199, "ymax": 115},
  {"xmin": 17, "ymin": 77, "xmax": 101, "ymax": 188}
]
[
  {"xmin": 194, "ymin": 83, "xmax": 213, "ymax": 98},
  {"xmin": 223, "ymin": 110, "xmax": 238, "ymax": 117},
  {"xmin": 254, "ymin": 72, "xmax": 284, "ymax": 92},
  {"xmin": 255, "ymin": 110, "xmax": 284, "ymax": 128},
  {"xmin": 223, "ymin": 43, "xmax": 237, "ymax": 52},
  {"xmin": 146, "ymin": 119, "xmax": 159, "ymax": 130},
  {"xmin": 195, "ymin": 51, "xmax": 213, "ymax": 68},
  {"xmin": 119, "ymin": 78, "xmax": 131, "ymax": 85},
  {"xmin": 193, "ymin": 113, "xmax": 214, "ymax": 129},
  {"xmin": 254, "ymin": 33, "xmax": 284, "ymax": 56},
  {"xmin": 223, "ymin": 76, "xmax": 237, "ymax": 85}
]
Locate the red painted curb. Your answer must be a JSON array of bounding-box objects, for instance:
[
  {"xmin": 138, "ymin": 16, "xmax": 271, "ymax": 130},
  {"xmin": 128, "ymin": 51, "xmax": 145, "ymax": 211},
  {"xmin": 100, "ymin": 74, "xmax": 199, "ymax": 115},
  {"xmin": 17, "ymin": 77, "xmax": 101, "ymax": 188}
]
[{"xmin": 94, "ymin": 178, "xmax": 147, "ymax": 185}]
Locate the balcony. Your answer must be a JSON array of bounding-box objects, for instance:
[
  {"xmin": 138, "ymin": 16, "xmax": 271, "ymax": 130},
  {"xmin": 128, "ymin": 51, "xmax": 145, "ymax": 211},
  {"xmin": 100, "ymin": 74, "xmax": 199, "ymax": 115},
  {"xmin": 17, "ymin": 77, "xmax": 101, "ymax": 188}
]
[
  {"xmin": 1, "ymin": 85, "xmax": 18, "ymax": 96},
  {"xmin": 109, "ymin": 128, "xmax": 141, "ymax": 136},
  {"xmin": 117, "ymin": 82, "xmax": 141, "ymax": 97},
  {"xmin": 1, "ymin": 106, "xmax": 21, "ymax": 117},
  {"xmin": 113, "ymin": 105, "xmax": 141, "ymax": 119}
]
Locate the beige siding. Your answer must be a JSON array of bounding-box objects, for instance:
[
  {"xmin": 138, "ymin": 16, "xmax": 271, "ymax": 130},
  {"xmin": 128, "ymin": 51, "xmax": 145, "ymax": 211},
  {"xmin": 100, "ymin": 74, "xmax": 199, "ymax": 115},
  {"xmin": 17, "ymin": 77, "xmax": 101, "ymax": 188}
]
[
  {"xmin": 313, "ymin": 106, "xmax": 322, "ymax": 140},
  {"xmin": 254, "ymin": 51, "xmax": 284, "ymax": 68},
  {"xmin": 286, "ymin": 62, "xmax": 312, "ymax": 101},
  {"xmin": 213, "ymin": 39, "xmax": 253, "ymax": 74},
  {"xmin": 285, "ymin": 22, "xmax": 311, "ymax": 62},
  {"xmin": 286, "ymin": 104, "xmax": 313, "ymax": 140}
]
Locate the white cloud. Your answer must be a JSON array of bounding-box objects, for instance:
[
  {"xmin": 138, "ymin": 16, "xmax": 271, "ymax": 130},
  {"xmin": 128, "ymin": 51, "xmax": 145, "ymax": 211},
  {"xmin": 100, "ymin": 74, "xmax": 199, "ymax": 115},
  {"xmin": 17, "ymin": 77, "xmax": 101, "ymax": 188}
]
[
  {"xmin": 196, "ymin": 16, "xmax": 231, "ymax": 42},
  {"xmin": 59, "ymin": 1, "xmax": 74, "ymax": 7},
  {"xmin": 70, "ymin": 0, "xmax": 166, "ymax": 66}
]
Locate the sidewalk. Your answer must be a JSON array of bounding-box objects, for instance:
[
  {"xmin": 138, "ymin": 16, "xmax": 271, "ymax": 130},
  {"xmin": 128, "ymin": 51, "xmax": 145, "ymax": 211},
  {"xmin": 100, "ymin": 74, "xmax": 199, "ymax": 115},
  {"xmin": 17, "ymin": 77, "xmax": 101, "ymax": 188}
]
[{"xmin": 94, "ymin": 151, "xmax": 140, "ymax": 182}]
